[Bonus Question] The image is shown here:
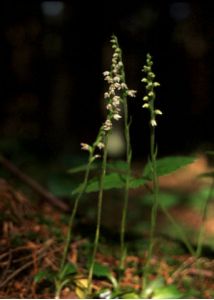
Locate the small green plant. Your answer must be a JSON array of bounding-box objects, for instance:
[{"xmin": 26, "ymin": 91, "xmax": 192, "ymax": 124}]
[
  {"xmin": 87, "ymin": 34, "xmax": 136, "ymax": 296},
  {"xmin": 55, "ymin": 132, "xmax": 102, "ymax": 297},
  {"xmin": 140, "ymin": 53, "xmax": 162, "ymax": 290}
]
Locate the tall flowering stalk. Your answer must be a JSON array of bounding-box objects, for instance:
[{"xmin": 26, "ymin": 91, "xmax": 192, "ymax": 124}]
[
  {"xmin": 87, "ymin": 35, "xmax": 136, "ymax": 296},
  {"xmin": 55, "ymin": 131, "xmax": 104, "ymax": 298},
  {"xmin": 141, "ymin": 53, "xmax": 162, "ymax": 291},
  {"xmin": 109, "ymin": 36, "xmax": 137, "ymax": 271}
]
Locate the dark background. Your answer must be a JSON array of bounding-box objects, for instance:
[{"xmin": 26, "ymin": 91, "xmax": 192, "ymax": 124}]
[{"xmin": 0, "ymin": 0, "xmax": 213, "ymax": 163}]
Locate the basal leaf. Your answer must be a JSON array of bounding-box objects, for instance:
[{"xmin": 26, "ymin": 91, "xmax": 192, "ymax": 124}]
[
  {"xmin": 93, "ymin": 262, "xmax": 118, "ymax": 289},
  {"xmin": 121, "ymin": 292, "xmax": 140, "ymax": 299},
  {"xmin": 153, "ymin": 285, "xmax": 183, "ymax": 299},
  {"xmin": 59, "ymin": 262, "xmax": 77, "ymax": 280},
  {"xmin": 72, "ymin": 173, "xmax": 126, "ymax": 194},
  {"xmin": 143, "ymin": 156, "xmax": 196, "ymax": 180},
  {"xmin": 93, "ymin": 262, "xmax": 111, "ymax": 277},
  {"xmin": 34, "ymin": 269, "xmax": 55, "ymax": 283}
]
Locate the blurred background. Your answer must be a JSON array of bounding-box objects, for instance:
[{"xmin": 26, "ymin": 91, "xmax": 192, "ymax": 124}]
[{"xmin": 0, "ymin": 0, "xmax": 213, "ymax": 164}]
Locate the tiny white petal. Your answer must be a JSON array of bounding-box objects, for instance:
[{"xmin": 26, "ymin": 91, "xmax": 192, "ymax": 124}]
[
  {"xmin": 97, "ymin": 142, "xmax": 105, "ymax": 149},
  {"xmin": 103, "ymin": 71, "xmax": 110, "ymax": 76},
  {"xmin": 106, "ymin": 103, "xmax": 112, "ymax": 110},
  {"xmin": 104, "ymin": 92, "xmax": 110, "ymax": 99},
  {"xmin": 113, "ymin": 114, "xmax": 122, "ymax": 120},
  {"xmin": 154, "ymin": 82, "xmax": 160, "ymax": 87},
  {"xmin": 155, "ymin": 109, "xmax": 163, "ymax": 115},
  {"xmin": 121, "ymin": 83, "xmax": 128, "ymax": 89},
  {"xmin": 113, "ymin": 76, "xmax": 120, "ymax": 82},
  {"xmin": 150, "ymin": 119, "xmax": 157, "ymax": 127},
  {"xmin": 142, "ymin": 103, "xmax": 149, "ymax": 108},
  {"xmin": 148, "ymin": 91, "xmax": 154, "ymax": 97},
  {"xmin": 143, "ymin": 96, "xmax": 149, "ymax": 101},
  {"xmin": 80, "ymin": 143, "xmax": 90, "ymax": 151},
  {"xmin": 127, "ymin": 90, "xmax": 137, "ymax": 97}
]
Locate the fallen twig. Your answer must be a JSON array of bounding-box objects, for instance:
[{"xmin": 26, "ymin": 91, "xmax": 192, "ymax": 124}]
[
  {"xmin": 0, "ymin": 239, "xmax": 55, "ymax": 289},
  {"xmin": 0, "ymin": 154, "xmax": 69, "ymax": 212}
]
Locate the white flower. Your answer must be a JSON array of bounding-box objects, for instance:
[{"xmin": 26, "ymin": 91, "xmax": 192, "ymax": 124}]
[
  {"xmin": 112, "ymin": 96, "xmax": 120, "ymax": 107},
  {"xmin": 143, "ymin": 96, "xmax": 149, "ymax": 101},
  {"xmin": 150, "ymin": 119, "xmax": 157, "ymax": 127},
  {"xmin": 127, "ymin": 90, "xmax": 137, "ymax": 97},
  {"xmin": 120, "ymin": 83, "xmax": 128, "ymax": 89},
  {"xmin": 106, "ymin": 103, "xmax": 112, "ymax": 110},
  {"xmin": 80, "ymin": 143, "xmax": 90, "ymax": 151},
  {"xmin": 97, "ymin": 142, "xmax": 105, "ymax": 149},
  {"xmin": 113, "ymin": 113, "xmax": 122, "ymax": 120},
  {"xmin": 154, "ymin": 82, "xmax": 160, "ymax": 87},
  {"xmin": 103, "ymin": 119, "xmax": 112, "ymax": 131},
  {"xmin": 148, "ymin": 91, "xmax": 154, "ymax": 97},
  {"xmin": 113, "ymin": 76, "xmax": 121, "ymax": 82},
  {"xmin": 103, "ymin": 71, "xmax": 110, "ymax": 76},
  {"xmin": 104, "ymin": 92, "xmax": 110, "ymax": 99},
  {"xmin": 142, "ymin": 103, "xmax": 149, "ymax": 108},
  {"xmin": 155, "ymin": 109, "xmax": 163, "ymax": 115},
  {"xmin": 113, "ymin": 52, "xmax": 119, "ymax": 58}
]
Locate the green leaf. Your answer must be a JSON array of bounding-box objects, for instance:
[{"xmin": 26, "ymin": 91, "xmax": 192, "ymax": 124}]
[
  {"xmin": 143, "ymin": 156, "xmax": 196, "ymax": 180},
  {"xmin": 107, "ymin": 160, "xmax": 129, "ymax": 174},
  {"xmin": 121, "ymin": 292, "xmax": 140, "ymax": 299},
  {"xmin": 72, "ymin": 173, "xmax": 126, "ymax": 194},
  {"xmin": 153, "ymin": 285, "xmax": 183, "ymax": 299},
  {"xmin": 93, "ymin": 262, "xmax": 112, "ymax": 277},
  {"xmin": 67, "ymin": 162, "xmax": 98, "ymax": 174},
  {"xmin": 93, "ymin": 262, "xmax": 118, "ymax": 289},
  {"xmin": 122, "ymin": 292, "xmax": 140, "ymax": 299},
  {"xmin": 129, "ymin": 177, "xmax": 146, "ymax": 188},
  {"xmin": 72, "ymin": 173, "xmax": 147, "ymax": 195},
  {"xmin": 34, "ymin": 269, "xmax": 55, "ymax": 283},
  {"xmin": 143, "ymin": 277, "xmax": 182, "ymax": 299},
  {"xmin": 59, "ymin": 262, "xmax": 77, "ymax": 280}
]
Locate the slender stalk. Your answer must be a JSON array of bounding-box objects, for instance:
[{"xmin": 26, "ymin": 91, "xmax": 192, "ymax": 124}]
[
  {"xmin": 140, "ymin": 53, "xmax": 162, "ymax": 293},
  {"xmin": 87, "ymin": 134, "xmax": 109, "ymax": 295},
  {"xmin": 60, "ymin": 151, "xmax": 94, "ymax": 272},
  {"xmin": 196, "ymin": 178, "xmax": 214, "ymax": 258},
  {"xmin": 120, "ymin": 95, "xmax": 132, "ymax": 271},
  {"xmin": 142, "ymin": 126, "xmax": 159, "ymax": 289}
]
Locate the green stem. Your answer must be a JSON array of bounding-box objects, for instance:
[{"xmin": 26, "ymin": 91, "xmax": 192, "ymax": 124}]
[
  {"xmin": 196, "ymin": 178, "xmax": 214, "ymax": 258},
  {"xmin": 87, "ymin": 134, "xmax": 108, "ymax": 295},
  {"xmin": 60, "ymin": 152, "xmax": 94, "ymax": 273},
  {"xmin": 142, "ymin": 126, "xmax": 159, "ymax": 290},
  {"xmin": 120, "ymin": 96, "xmax": 132, "ymax": 271}
]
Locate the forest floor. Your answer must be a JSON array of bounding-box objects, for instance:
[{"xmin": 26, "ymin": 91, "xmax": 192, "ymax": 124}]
[{"xmin": 1, "ymin": 155, "xmax": 214, "ymax": 298}]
